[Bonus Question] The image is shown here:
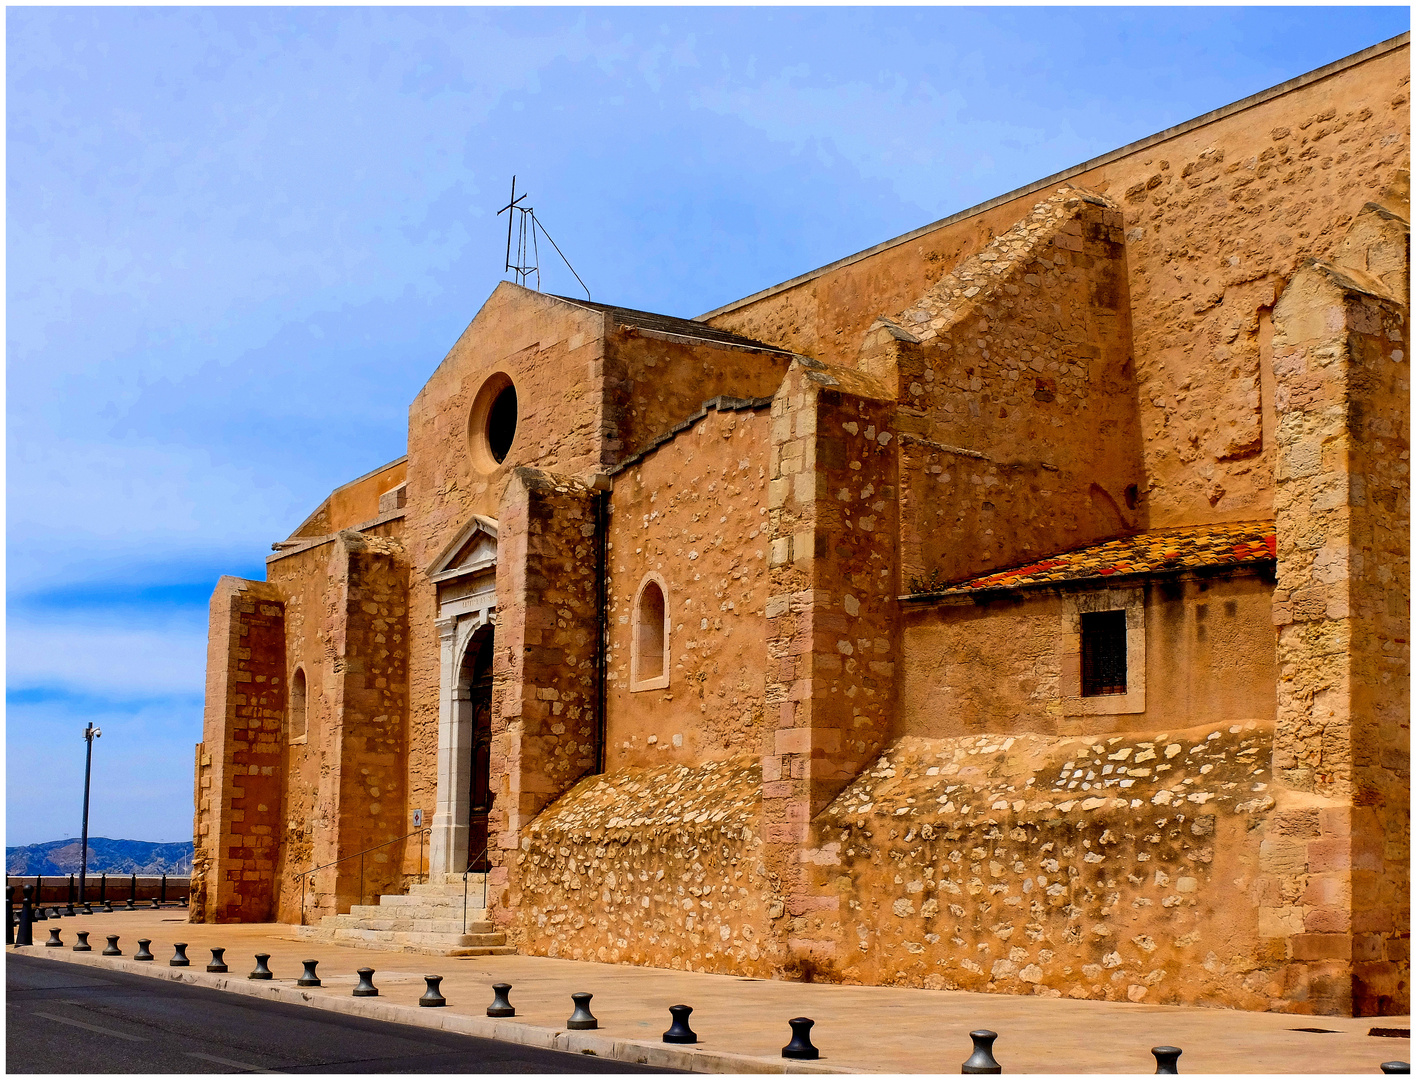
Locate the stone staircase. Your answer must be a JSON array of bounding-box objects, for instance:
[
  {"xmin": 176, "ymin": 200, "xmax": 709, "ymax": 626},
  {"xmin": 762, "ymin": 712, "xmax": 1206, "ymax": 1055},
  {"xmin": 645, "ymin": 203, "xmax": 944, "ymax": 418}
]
[{"xmin": 295, "ymin": 873, "xmax": 514, "ymax": 957}]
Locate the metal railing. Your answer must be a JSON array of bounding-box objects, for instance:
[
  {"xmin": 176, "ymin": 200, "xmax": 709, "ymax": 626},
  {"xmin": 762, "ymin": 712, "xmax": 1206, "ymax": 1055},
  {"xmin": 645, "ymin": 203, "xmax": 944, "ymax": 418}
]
[
  {"xmin": 298, "ymin": 827, "xmax": 430, "ymax": 926},
  {"xmin": 462, "ymin": 846, "xmax": 490, "ymax": 934}
]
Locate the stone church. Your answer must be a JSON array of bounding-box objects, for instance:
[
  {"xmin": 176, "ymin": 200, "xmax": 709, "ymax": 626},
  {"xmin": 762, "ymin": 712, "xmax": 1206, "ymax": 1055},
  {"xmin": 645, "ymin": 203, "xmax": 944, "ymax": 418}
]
[{"xmin": 192, "ymin": 36, "xmax": 1410, "ymax": 1015}]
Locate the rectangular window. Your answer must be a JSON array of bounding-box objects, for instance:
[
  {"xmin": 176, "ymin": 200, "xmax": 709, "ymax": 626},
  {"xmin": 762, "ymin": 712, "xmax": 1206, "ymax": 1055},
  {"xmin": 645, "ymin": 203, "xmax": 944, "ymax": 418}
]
[{"xmin": 1081, "ymin": 609, "xmax": 1127, "ymax": 696}]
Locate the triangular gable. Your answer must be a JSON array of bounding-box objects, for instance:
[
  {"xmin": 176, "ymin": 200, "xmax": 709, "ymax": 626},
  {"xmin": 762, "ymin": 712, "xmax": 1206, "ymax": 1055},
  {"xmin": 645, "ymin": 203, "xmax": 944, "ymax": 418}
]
[{"xmin": 426, "ymin": 515, "xmax": 499, "ymax": 582}]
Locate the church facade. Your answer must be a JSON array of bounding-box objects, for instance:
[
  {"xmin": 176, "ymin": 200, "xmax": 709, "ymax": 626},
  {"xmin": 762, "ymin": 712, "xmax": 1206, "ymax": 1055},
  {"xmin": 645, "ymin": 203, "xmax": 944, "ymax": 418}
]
[{"xmin": 192, "ymin": 36, "xmax": 1410, "ymax": 1015}]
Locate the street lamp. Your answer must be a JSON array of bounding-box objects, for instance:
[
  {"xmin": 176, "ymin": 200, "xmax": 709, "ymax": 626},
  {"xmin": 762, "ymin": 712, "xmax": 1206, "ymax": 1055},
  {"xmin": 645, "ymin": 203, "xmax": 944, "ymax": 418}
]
[{"xmin": 77, "ymin": 723, "xmax": 101, "ymax": 904}]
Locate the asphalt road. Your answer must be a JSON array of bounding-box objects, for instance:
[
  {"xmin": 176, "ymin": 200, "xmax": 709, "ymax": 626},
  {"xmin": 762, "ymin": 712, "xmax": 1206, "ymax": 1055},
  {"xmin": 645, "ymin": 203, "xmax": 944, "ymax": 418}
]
[{"xmin": 7, "ymin": 953, "xmax": 675, "ymax": 1073}]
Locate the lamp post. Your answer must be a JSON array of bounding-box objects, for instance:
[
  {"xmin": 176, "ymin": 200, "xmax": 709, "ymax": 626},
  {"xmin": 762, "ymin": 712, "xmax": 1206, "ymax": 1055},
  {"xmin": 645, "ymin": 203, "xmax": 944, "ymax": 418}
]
[{"xmin": 77, "ymin": 723, "xmax": 101, "ymax": 905}]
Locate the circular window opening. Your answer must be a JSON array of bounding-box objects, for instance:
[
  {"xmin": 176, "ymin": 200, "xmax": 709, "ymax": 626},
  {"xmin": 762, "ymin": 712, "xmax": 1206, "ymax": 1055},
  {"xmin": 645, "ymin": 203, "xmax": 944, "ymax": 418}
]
[
  {"xmin": 487, "ymin": 384, "xmax": 517, "ymax": 464},
  {"xmin": 469, "ymin": 373, "xmax": 519, "ymax": 473}
]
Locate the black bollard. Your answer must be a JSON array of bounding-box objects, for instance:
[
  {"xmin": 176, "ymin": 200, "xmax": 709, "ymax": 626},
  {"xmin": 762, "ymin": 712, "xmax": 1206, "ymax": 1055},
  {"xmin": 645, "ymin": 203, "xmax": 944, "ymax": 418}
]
[
  {"xmin": 420, "ymin": 975, "xmax": 446, "ymax": 1007},
  {"xmin": 170, "ymin": 942, "xmax": 190, "ymax": 967},
  {"xmin": 74, "ymin": 931, "xmax": 91, "ymax": 952},
  {"xmin": 50, "ymin": 907, "xmax": 62, "ymax": 920},
  {"xmin": 664, "ymin": 1004, "xmax": 697, "ymax": 1044},
  {"xmin": 17, "ymin": 884, "xmax": 34, "ymax": 946},
  {"xmin": 102, "ymin": 935, "xmax": 122, "ymax": 957},
  {"xmin": 297, "ymin": 960, "xmax": 321, "ymax": 987},
  {"xmin": 102, "ymin": 899, "xmax": 113, "ymax": 914},
  {"xmin": 1153, "ymin": 1046, "xmax": 1182, "ymax": 1074},
  {"xmin": 134, "ymin": 938, "xmax": 154, "ymax": 961},
  {"xmin": 150, "ymin": 897, "xmax": 160, "ymax": 910},
  {"xmin": 35, "ymin": 900, "xmax": 47, "ymax": 922},
  {"xmin": 100, "ymin": 873, "xmax": 106, "ymax": 904},
  {"xmin": 567, "ymin": 992, "xmax": 597, "ymax": 1030},
  {"xmin": 34, "ymin": 876, "xmax": 42, "ymax": 908},
  {"xmin": 249, "ymin": 954, "xmax": 273, "ymax": 980},
  {"xmin": 129, "ymin": 873, "xmax": 137, "ymax": 908},
  {"xmin": 45, "ymin": 927, "xmax": 63, "ymax": 948},
  {"xmin": 68, "ymin": 875, "xmax": 75, "ymax": 907},
  {"xmin": 207, "ymin": 947, "xmax": 228, "ymax": 973},
  {"xmin": 487, "ymin": 982, "xmax": 515, "ymax": 1017},
  {"xmin": 5, "ymin": 886, "xmax": 12, "ymax": 947},
  {"xmin": 181, "ymin": 896, "xmax": 189, "ymax": 908},
  {"xmin": 65, "ymin": 900, "xmax": 75, "ymax": 917},
  {"xmin": 161, "ymin": 874, "xmax": 167, "ymax": 904},
  {"xmin": 82, "ymin": 903, "xmax": 93, "ymax": 915},
  {"xmin": 1382, "ymin": 1065, "xmax": 1411, "ymax": 1075},
  {"xmin": 353, "ymin": 968, "xmax": 379, "ymax": 997},
  {"xmin": 962, "ymin": 1030, "xmax": 1001, "ymax": 1074},
  {"xmin": 782, "ymin": 1017, "xmax": 819, "ymax": 1060},
  {"xmin": 124, "ymin": 895, "xmax": 135, "ymax": 912}
]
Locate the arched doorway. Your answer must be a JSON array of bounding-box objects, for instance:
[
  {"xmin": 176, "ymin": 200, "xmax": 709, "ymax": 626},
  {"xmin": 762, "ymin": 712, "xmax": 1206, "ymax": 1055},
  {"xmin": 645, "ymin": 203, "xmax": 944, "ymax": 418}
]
[{"xmin": 460, "ymin": 625, "xmax": 495, "ymax": 873}]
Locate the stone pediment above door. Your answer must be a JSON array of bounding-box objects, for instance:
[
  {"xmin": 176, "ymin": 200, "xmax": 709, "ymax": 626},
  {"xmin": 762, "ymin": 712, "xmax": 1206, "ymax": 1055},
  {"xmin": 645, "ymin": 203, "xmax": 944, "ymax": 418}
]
[
  {"xmin": 427, "ymin": 516, "xmax": 499, "ymax": 621},
  {"xmin": 427, "ymin": 515, "xmax": 499, "ymax": 584}
]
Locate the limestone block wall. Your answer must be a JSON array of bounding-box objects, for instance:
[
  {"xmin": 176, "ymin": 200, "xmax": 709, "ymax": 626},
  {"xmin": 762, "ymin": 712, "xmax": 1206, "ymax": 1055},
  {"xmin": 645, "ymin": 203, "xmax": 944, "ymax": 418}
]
[
  {"xmin": 899, "ymin": 573, "xmax": 1277, "ymax": 740},
  {"xmin": 1267, "ymin": 262, "xmax": 1409, "ymax": 1015},
  {"xmin": 403, "ymin": 287, "xmax": 611, "ymax": 869},
  {"xmin": 604, "ymin": 405, "xmax": 772, "ymax": 768},
  {"xmin": 192, "ymin": 577, "xmax": 287, "ymax": 923},
  {"xmin": 489, "ymin": 469, "xmax": 601, "ymax": 917},
  {"xmin": 868, "ymin": 188, "xmax": 1144, "ymax": 589},
  {"xmin": 820, "ymin": 724, "xmax": 1279, "ymax": 1007},
  {"xmin": 602, "ymin": 328, "xmax": 792, "ymax": 463},
  {"xmin": 509, "ymin": 755, "xmax": 778, "ymax": 974},
  {"xmin": 318, "ymin": 532, "xmax": 412, "ymax": 919},
  {"xmin": 706, "ymin": 39, "xmax": 1409, "ymax": 529},
  {"xmin": 761, "ymin": 360, "xmax": 901, "ymax": 974},
  {"xmin": 250, "ymin": 517, "xmax": 411, "ymax": 923}
]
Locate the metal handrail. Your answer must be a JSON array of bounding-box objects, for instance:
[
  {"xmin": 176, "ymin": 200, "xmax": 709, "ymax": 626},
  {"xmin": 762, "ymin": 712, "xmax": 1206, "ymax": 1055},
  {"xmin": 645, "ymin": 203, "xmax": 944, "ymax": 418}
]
[
  {"xmin": 462, "ymin": 846, "xmax": 490, "ymax": 934},
  {"xmin": 298, "ymin": 826, "xmax": 430, "ymax": 926}
]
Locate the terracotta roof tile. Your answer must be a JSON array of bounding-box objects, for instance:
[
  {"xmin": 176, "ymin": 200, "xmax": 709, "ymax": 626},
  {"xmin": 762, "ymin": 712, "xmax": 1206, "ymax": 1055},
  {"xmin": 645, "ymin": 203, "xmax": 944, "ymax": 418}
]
[{"xmin": 930, "ymin": 520, "xmax": 1276, "ymax": 596}]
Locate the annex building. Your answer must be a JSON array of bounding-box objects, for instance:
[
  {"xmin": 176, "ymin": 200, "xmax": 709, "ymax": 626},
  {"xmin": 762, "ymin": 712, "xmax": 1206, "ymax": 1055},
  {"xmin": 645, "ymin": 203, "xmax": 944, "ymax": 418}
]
[{"xmin": 192, "ymin": 36, "xmax": 1410, "ymax": 1016}]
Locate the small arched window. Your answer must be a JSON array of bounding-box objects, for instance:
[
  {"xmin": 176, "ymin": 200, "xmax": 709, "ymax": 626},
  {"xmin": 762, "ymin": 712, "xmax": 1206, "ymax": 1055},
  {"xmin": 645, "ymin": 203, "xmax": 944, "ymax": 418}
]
[
  {"xmin": 289, "ymin": 666, "xmax": 308, "ymax": 741},
  {"xmin": 630, "ymin": 576, "xmax": 669, "ymax": 691}
]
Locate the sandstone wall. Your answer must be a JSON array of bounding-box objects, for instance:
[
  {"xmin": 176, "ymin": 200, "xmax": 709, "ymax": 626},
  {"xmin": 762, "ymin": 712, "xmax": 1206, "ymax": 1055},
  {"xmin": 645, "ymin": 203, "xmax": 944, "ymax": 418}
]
[
  {"xmin": 487, "ymin": 470, "xmax": 601, "ymax": 915},
  {"xmin": 509, "ymin": 755, "xmax": 778, "ymax": 975},
  {"xmin": 253, "ymin": 518, "xmax": 412, "ymax": 923},
  {"xmin": 899, "ymin": 573, "xmax": 1277, "ymax": 740},
  {"xmin": 1267, "ymin": 260, "xmax": 1409, "ymax": 1015},
  {"xmin": 760, "ymin": 361, "xmax": 903, "ymax": 973},
  {"xmin": 603, "ymin": 328, "xmax": 791, "ymax": 462},
  {"xmin": 874, "ymin": 189, "xmax": 1144, "ymax": 589},
  {"xmin": 192, "ymin": 577, "xmax": 287, "ymax": 923},
  {"xmin": 403, "ymin": 287, "xmax": 610, "ymax": 883},
  {"xmin": 706, "ymin": 40, "xmax": 1410, "ymax": 531},
  {"xmin": 604, "ymin": 404, "xmax": 771, "ymax": 768},
  {"xmin": 816, "ymin": 723, "xmax": 1279, "ymax": 1007},
  {"xmin": 321, "ymin": 532, "xmax": 412, "ymax": 919}
]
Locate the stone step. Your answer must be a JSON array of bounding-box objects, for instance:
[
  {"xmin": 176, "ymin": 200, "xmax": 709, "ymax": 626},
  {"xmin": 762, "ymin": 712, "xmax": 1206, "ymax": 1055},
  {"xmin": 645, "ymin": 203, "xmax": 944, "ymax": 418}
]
[
  {"xmin": 295, "ymin": 924, "xmax": 514, "ymax": 957},
  {"xmin": 374, "ymin": 893, "xmax": 486, "ymax": 910},
  {"xmin": 318, "ymin": 925, "xmax": 506, "ymax": 948},
  {"xmin": 320, "ymin": 914, "xmax": 495, "ymax": 935},
  {"xmin": 361, "ymin": 902, "xmax": 489, "ymax": 921},
  {"xmin": 404, "ymin": 883, "xmax": 489, "ymax": 899}
]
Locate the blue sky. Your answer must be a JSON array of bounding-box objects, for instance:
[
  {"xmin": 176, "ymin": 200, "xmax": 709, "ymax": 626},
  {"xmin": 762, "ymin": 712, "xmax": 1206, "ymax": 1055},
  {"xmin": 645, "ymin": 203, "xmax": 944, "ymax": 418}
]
[{"xmin": 7, "ymin": 7, "xmax": 1409, "ymax": 847}]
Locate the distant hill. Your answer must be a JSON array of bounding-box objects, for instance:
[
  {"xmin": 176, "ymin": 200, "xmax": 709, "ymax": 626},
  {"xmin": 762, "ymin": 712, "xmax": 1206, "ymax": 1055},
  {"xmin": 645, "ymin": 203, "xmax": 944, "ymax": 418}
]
[{"xmin": 6, "ymin": 838, "xmax": 193, "ymax": 877}]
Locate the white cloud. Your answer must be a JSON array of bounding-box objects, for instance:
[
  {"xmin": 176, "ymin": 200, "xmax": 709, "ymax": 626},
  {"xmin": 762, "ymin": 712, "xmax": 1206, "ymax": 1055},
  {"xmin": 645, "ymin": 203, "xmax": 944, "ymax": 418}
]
[{"xmin": 8, "ymin": 615, "xmax": 208, "ymax": 699}]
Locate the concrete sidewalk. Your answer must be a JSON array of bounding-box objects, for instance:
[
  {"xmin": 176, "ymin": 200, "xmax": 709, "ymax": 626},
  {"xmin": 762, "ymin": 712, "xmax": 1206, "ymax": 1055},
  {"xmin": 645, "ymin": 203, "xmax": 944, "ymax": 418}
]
[{"xmin": 9, "ymin": 908, "xmax": 1409, "ymax": 1074}]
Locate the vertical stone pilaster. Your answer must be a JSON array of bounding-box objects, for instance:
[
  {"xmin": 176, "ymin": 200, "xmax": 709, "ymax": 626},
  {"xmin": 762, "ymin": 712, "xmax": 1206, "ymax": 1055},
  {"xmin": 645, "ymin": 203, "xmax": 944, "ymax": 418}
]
[
  {"xmin": 492, "ymin": 468, "xmax": 600, "ymax": 937},
  {"xmin": 762, "ymin": 361, "xmax": 899, "ymax": 975},
  {"xmin": 322, "ymin": 532, "xmax": 411, "ymax": 916},
  {"xmin": 193, "ymin": 577, "xmax": 286, "ymax": 923},
  {"xmin": 1266, "ymin": 262, "xmax": 1409, "ymax": 1015}
]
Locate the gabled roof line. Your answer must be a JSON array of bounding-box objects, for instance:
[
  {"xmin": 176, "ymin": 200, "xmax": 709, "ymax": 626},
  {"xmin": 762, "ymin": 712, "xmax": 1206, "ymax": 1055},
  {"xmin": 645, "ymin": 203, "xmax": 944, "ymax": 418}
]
[{"xmin": 696, "ymin": 32, "xmax": 1410, "ymax": 323}]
